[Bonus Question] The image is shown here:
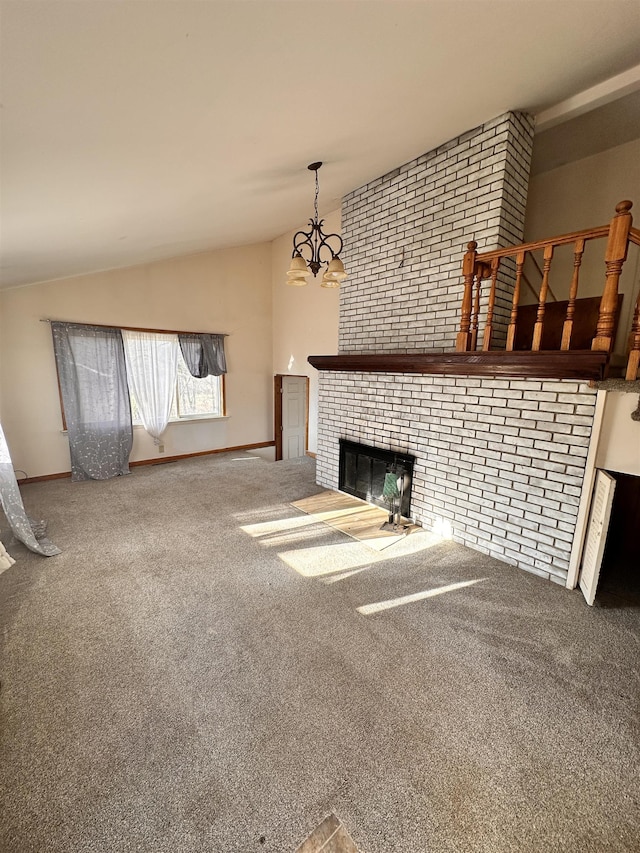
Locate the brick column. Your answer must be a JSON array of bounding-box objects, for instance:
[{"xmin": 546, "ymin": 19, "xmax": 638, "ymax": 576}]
[{"xmin": 339, "ymin": 112, "xmax": 535, "ymax": 353}]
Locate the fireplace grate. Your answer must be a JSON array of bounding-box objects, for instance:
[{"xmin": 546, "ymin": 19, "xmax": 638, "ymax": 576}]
[{"xmin": 338, "ymin": 439, "xmax": 415, "ymax": 519}]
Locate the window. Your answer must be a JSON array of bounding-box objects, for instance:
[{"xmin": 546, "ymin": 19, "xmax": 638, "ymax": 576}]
[
  {"xmin": 53, "ymin": 324, "xmax": 227, "ymax": 432},
  {"xmin": 130, "ymin": 350, "xmax": 224, "ymax": 425}
]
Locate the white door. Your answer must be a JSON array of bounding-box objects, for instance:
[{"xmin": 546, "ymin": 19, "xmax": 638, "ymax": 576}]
[
  {"xmin": 281, "ymin": 376, "xmax": 307, "ymax": 459},
  {"xmin": 579, "ymin": 470, "xmax": 616, "ymax": 606}
]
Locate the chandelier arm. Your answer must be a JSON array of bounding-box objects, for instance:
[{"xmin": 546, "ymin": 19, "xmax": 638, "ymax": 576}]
[
  {"xmin": 313, "ymin": 220, "xmax": 321, "ymax": 268},
  {"xmin": 317, "ymin": 232, "xmax": 343, "ymax": 259},
  {"xmin": 292, "ymin": 229, "xmax": 314, "ymax": 258}
]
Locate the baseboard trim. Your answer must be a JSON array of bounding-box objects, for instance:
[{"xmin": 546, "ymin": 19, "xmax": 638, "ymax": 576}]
[
  {"xmin": 305, "ymin": 451, "xmax": 317, "ymax": 459},
  {"xmin": 17, "ymin": 441, "xmax": 276, "ymax": 484},
  {"xmin": 18, "ymin": 471, "xmax": 72, "ymax": 484},
  {"xmin": 129, "ymin": 442, "xmax": 275, "ymax": 468}
]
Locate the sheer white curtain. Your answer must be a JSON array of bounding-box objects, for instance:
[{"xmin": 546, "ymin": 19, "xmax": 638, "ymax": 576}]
[{"xmin": 122, "ymin": 331, "xmax": 178, "ymax": 443}]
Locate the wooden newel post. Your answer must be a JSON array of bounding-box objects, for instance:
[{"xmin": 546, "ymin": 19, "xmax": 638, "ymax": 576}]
[
  {"xmin": 456, "ymin": 241, "xmax": 477, "ymax": 352},
  {"xmin": 592, "ymin": 200, "xmax": 633, "ymax": 352}
]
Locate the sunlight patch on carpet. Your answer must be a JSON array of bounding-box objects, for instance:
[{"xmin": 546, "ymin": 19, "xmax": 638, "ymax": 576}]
[
  {"xmin": 241, "ymin": 513, "xmax": 324, "ymax": 537},
  {"xmin": 278, "ymin": 541, "xmax": 379, "ymax": 578},
  {"xmin": 291, "ymin": 489, "xmax": 430, "ymax": 552},
  {"xmin": 277, "ymin": 523, "xmax": 445, "ymax": 578},
  {"xmin": 322, "ymin": 567, "xmax": 371, "ymax": 585},
  {"xmin": 240, "ymin": 492, "xmax": 447, "ymax": 579},
  {"xmin": 357, "ymin": 578, "xmax": 488, "ymax": 615}
]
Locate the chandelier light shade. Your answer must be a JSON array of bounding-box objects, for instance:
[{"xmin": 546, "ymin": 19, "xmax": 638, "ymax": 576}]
[
  {"xmin": 286, "ymin": 162, "xmax": 347, "ymax": 287},
  {"xmin": 286, "ymin": 253, "xmax": 311, "ymax": 286},
  {"xmin": 321, "ymin": 255, "xmax": 347, "ymax": 288}
]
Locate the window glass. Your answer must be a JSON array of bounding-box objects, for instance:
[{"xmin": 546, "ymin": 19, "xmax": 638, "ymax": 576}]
[
  {"xmin": 175, "ymin": 358, "xmax": 222, "ymax": 417},
  {"xmin": 130, "ymin": 351, "xmax": 222, "ymax": 424}
]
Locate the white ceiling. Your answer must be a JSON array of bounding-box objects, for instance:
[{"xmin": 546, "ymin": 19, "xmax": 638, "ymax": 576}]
[{"xmin": 2, "ymin": 0, "xmax": 640, "ymax": 289}]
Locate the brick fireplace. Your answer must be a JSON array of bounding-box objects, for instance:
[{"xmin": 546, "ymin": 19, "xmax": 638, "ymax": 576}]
[{"xmin": 314, "ymin": 111, "xmax": 599, "ymax": 584}]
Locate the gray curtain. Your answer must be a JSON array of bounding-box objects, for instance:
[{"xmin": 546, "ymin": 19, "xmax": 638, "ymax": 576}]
[
  {"xmin": 178, "ymin": 333, "xmax": 227, "ymax": 378},
  {"xmin": 52, "ymin": 323, "xmax": 133, "ymax": 482},
  {"xmin": 0, "ymin": 423, "xmax": 60, "ymax": 557}
]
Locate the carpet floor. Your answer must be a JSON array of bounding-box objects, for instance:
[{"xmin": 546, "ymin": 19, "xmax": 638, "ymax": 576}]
[{"xmin": 0, "ymin": 453, "xmax": 638, "ymax": 853}]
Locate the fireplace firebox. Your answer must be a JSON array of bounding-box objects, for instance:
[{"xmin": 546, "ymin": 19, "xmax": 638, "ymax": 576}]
[{"xmin": 338, "ymin": 439, "xmax": 415, "ymax": 519}]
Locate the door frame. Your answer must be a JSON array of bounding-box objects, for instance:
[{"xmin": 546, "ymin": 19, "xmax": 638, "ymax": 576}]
[
  {"xmin": 274, "ymin": 374, "xmax": 310, "ymax": 461},
  {"xmin": 566, "ymin": 389, "xmax": 608, "ymax": 588},
  {"xmin": 578, "ymin": 469, "xmax": 616, "ymax": 605}
]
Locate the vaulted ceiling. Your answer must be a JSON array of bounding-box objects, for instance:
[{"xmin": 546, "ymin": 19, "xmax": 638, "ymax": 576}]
[{"xmin": 2, "ymin": 0, "xmax": 640, "ymax": 288}]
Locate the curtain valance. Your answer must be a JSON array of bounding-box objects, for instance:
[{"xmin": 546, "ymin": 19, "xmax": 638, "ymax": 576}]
[{"xmin": 178, "ymin": 333, "xmax": 227, "ymax": 378}]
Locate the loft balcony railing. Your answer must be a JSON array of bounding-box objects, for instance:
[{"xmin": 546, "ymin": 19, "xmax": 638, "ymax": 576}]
[{"xmin": 456, "ymin": 200, "xmax": 640, "ymax": 381}]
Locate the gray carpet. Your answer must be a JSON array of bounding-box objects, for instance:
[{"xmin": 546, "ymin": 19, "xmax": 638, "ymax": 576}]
[{"xmin": 0, "ymin": 452, "xmax": 638, "ymax": 853}]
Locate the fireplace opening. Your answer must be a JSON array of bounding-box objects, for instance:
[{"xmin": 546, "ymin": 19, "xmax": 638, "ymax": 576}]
[{"xmin": 338, "ymin": 439, "xmax": 415, "ymax": 519}]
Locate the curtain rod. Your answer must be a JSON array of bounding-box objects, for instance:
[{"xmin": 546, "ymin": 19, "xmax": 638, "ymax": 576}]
[{"xmin": 40, "ymin": 319, "xmax": 228, "ymax": 336}]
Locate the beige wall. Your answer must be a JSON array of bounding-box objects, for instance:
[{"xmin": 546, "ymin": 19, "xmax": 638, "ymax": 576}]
[
  {"xmin": 596, "ymin": 392, "xmax": 640, "ymax": 477},
  {"xmin": 271, "ymin": 209, "xmax": 340, "ymax": 454},
  {"xmin": 524, "ymin": 138, "xmax": 640, "ymax": 354},
  {"xmin": 526, "ymin": 139, "xmax": 640, "ymax": 482},
  {"xmin": 0, "ymin": 244, "xmax": 272, "ymax": 477}
]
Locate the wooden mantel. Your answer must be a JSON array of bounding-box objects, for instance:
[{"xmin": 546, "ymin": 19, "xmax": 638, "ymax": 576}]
[{"xmin": 308, "ymin": 350, "xmax": 610, "ymax": 381}]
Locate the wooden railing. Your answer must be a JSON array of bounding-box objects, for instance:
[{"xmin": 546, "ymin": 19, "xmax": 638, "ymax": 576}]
[{"xmin": 456, "ymin": 200, "xmax": 640, "ymax": 380}]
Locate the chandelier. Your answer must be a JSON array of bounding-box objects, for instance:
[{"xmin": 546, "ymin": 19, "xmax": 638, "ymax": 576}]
[{"xmin": 286, "ymin": 162, "xmax": 347, "ymax": 288}]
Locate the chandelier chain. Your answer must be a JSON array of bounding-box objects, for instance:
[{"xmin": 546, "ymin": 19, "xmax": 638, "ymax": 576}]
[{"xmin": 314, "ymin": 168, "xmax": 319, "ymax": 223}]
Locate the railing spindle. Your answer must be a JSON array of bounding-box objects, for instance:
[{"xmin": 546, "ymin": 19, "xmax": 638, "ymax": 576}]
[
  {"xmin": 626, "ymin": 290, "xmax": 640, "ymax": 380},
  {"xmin": 506, "ymin": 251, "xmax": 525, "ymax": 351},
  {"xmin": 593, "ymin": 200, "xmax": 633, "ymax": 352},
  {"xmin": 470, "ymin": 271, "xmax": 482, "ymax": 351},
  {"xmin": 456, "ymin": 241, "xmax": 477, "ymax": 352},
  {"xmin": 561, "ymin": 238, "xmax": 585, "ymax": 351},
  {"xmin": 528, "ymin": 252, "xmax": 558, "ymax": 302},
  {"xmin": 482, "ymin": 258, "xmax": 500, "ymax": 351},
  {"xmin": 532, "ymin": 244, "xmax": 554, "ymax": 351}
]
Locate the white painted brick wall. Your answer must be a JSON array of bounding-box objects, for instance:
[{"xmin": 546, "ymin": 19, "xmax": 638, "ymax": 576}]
[
  {"xmin": 317, "ymin": 373, "xmax": 597, "ymax": 583},
  {"xmin": 316, "ymin": 112, "xmax": 598, "ymax": 585},
  {"xmin": 339, "ymin": 112, "xmax": 534, "ymax": 353}
]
